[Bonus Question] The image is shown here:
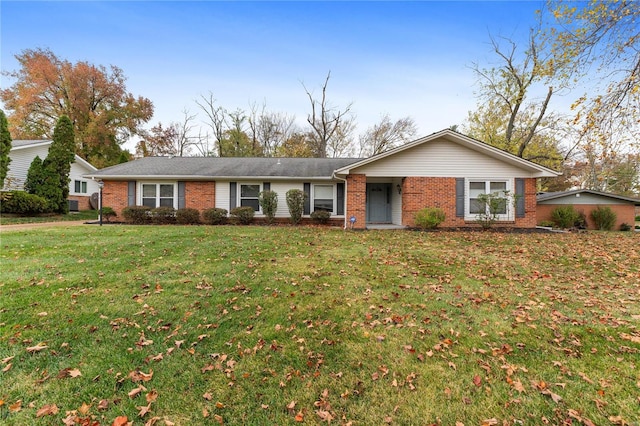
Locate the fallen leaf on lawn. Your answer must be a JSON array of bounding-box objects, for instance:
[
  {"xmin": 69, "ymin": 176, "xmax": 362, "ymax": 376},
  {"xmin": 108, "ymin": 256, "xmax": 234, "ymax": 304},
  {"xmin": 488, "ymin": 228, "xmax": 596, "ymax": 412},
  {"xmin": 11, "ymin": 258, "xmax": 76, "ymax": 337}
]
[
  {"xmin": 144, "ymin": 416, "xmax": 161, "ymax": 426},
  {"xmin": 2, "ymin": 363, "xmax": 11, "ymax": 373},
  {"xmin": 473, "ymin": 375, "xmax": 482, "ymax": 387},
  {"xmin": 619, "ymin": 333, "xmax": 640, "ymax": 344},
  {"xmin": 608, "ymin": 415, "xmax": 628, "ymax": 425},
  {"xmin": 37, "ymin": 312, "xmax": 48, "ymax": 316},
  {"xmin": 203, "ymin": 392, "xmax": 213, "ymax": 401},
  {"xmin": 36, "ymin": 404, "xmax": 59, "ymax": 417},
  {"xmin": 146, "ymin": 389, "xmax": 158, "ymax": 403},
  {"xmin": 78, "ymin": 402, "xmax": 91, "ymax": 415},
  {"xmin": 213, "ymin": 414, "xmax": 224, "ymax": 425},
  {"xmin": 540, "ymin": 389, "xmax": 562, "ymax": 403},
  {"xmin": 112, "ymin": 415, "xmax": 129, "ymax": 426},
  {"xmin": 129, "ymin": 369, "xmax": 153, "ymax": 382},
  {"xmin": 295, "ymin": 411, "xmax": 304, "ymax": 422},
  {"xmin": 481, "ymin": 419, "xmax": 498, "ymax": 426},
  {"xmin": 137, "ymin": 403, "xmax": 152, "ymax": 417},
  {"xmin": 215, "ymin": 401, "xmax": 225, "ymax": 409},
  {"xmin": 512, "ymin": 379, "xmax": 526, "ymax": 393},
  {"xmin": 128, "ymin": 385, "xmax": 147, "ymax": 398},
  {"xmin": 2, "ymin": 356, "xmax": 15, "ymax": 364},
  {"xmin": 58, "ymin": 368, "xmax": 82, "ymax": 378},
  {"xmin": 316, "ymin": 409, "xmax": 334, "ymax": 422},
  {"xmin": 9, "ymin": 400, "xmax": 22, "ymax": 412},
  {"xmin": 98, "ymin": 399, "xmax": 110, "ymax": 410},
  {"xmin": 26, "ymin": 343, "xmax": 48, "ymax": 353},
  {"xmin": 203, "ymin": 408, "xmax": 209, "ymax": 418},
  {"xmin": 448, "ymin": 361, "xmax": 456, "ymax": 370}
]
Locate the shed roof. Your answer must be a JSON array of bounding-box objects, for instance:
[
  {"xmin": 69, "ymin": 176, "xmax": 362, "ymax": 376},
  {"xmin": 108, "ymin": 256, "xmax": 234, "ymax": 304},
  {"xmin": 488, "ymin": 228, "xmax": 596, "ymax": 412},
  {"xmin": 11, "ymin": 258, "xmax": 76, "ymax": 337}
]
[
  {"xmin": 537, "ymin": 189, "xmax": 640, "ymax": 205},
  {"xmin": 85, "ymin": 157, "xmax": 362, "ymax": 180}
]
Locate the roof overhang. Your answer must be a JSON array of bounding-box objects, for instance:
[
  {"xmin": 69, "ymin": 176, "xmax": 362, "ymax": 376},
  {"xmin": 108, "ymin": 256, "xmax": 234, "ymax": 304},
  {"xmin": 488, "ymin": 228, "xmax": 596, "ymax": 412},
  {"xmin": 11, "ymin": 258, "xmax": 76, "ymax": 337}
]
[
  {"xmin": 537, "ymin": 189, "xmax": 640, "ymax": 205},
  {"xmin": 334, "ymin": 129, "xmax": 561, "ymax": 178},
  {"xmin": 82, "ymin": 174, "xmax": 338, "ymax": 181}
]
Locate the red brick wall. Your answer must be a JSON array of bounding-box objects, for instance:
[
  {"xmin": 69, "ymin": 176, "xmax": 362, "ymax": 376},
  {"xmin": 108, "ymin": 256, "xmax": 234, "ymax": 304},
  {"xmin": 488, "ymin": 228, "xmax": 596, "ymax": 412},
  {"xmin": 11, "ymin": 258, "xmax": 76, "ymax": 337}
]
[
  {"xmin": 185, "ymin": 182, "xmax": 215, "ymax": 211},
  {"xmin": 401, "ymin": 177, "xmax": 537, "ymax": 228},
  {"xmin": 537, "ymin": 203, "xmax": 636, "ymax": 230},
  {"xmin": 346, "ymin": 174, "xmax": 366, "ymax": 229},
  {"xmin": 68, "ymin": 195, "xmax": 92, "ymax": 211},
  {"xmin": 402, "ymin": 177, "xmax": 463, "ymax": 227},
  {"xmin": 103, "ymin": 181, "xmax": 130, "ymax": 218}
]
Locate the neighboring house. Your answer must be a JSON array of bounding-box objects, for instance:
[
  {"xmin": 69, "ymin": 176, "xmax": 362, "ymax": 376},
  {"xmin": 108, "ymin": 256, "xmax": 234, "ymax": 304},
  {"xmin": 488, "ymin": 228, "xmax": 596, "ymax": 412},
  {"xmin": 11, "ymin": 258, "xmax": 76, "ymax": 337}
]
[
  {"xmin": 537, "ymin": 189, "xmax": 640, "ymax": 230},
  {"xmin": 85, "ymin": 129, "xmax": 559, "ymax": 229},
  {"xmin": 4, "ymin": 140, "xmax": 100, "ymax": 211}
]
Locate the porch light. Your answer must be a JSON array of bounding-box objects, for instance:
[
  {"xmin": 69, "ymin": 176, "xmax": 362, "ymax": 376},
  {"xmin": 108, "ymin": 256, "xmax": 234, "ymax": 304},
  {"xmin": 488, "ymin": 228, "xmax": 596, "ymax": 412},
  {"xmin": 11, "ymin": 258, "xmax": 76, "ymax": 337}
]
[{"xmin": 396, "ymin": 184, "xmax": 402, "ymax": 194}]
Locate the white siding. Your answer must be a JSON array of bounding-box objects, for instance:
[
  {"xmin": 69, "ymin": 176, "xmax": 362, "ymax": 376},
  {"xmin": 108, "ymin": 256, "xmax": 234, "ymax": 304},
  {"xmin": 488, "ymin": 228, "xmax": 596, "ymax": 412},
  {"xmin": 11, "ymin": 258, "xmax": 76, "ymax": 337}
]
[
  {"xmin": 271, "ymin": 181, "xmax": 303, "ymax": 217},
  {"xmin": 4, "ymin": 145, "xmax": 50, "ymax": 190},
  {"xmin": 5, "ymin": 144, "xmax": 99, "ymax": 196},
  {"xmin": 540, "ymin": 193, "xmax": 629, "ymax": 205},
  {"xmin": 352, "ymin": 138, "xmax": 533, "ymax": 178},
  {"xmin": 70, "ymin": 162, "xmax": 100, "ymax": 195},
  {"xmin": 215, "ymin": 181, "xmax": 231, "ymax": 211}
]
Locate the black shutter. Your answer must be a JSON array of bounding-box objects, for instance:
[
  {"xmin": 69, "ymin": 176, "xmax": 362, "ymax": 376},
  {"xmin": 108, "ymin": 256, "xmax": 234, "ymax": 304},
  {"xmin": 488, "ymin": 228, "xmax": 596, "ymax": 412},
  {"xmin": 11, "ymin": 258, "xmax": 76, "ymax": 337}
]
[
  {"xmin": 515, "ymin": 178, "xmax": 525, "ymax": 218},
  {"xmin": 263, "ymin": 182, "xmax": 270, "ymax": 191},
  {"xmin": 230, "ymin": 182, "xmax": 237, "ymax": 209},
  {"xmin": 303, "ymin": 182, "xmax": 311, "ymax": 215},
  {"xmin": 178, "ymin": 181, "xmax": 186, "ymax": 209},
  {"xmin": 455, "ymin": 178, "xmax": 465, "ymax": 218},
  {"xmin": 336, "ymin": 182, "xmax": 345, "ymax": 215},
  {"xmin": 127, "ymin": 181, "xmax": 136, "ymax": 206}
]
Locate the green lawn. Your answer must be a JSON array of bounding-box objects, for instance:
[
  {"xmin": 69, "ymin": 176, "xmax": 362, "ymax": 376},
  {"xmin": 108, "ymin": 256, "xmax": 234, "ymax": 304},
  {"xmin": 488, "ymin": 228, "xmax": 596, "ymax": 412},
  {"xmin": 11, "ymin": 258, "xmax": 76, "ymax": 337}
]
[{"xmin": 1, "ymin": 226, "xmax": 638, "ymax": 425}]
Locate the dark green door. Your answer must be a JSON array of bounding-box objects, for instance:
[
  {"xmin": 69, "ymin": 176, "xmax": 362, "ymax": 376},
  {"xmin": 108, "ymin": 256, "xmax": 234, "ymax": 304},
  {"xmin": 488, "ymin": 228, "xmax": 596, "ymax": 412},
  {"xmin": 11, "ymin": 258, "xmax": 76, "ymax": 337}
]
[{"xmin": 366, "ymin": 183, "xmax": 392, "ymax": 223}]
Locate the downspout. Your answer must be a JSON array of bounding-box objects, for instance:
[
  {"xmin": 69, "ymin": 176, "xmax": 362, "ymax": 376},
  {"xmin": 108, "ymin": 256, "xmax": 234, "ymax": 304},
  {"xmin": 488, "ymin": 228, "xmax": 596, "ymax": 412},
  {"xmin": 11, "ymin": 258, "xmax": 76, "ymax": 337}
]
[{"xmin": 332, "ymin": 171, "xmax": 348, "ymax": 230}]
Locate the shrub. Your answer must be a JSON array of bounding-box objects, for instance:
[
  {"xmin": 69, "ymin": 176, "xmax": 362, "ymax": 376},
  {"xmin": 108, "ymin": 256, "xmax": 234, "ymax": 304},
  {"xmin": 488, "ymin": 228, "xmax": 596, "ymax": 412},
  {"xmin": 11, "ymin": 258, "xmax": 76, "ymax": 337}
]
[
  {"xmin": 591, "ymin": 206, "xmax": 616, "ymax": 231},
  {"xmin": 474, "ymin": 191, "xmax": 511, "ymax": 229},
  {"xmin": 414, "ymin": 207, "xmax": 446, "ymax": 229},
  {"xmin": 176, "ymin": 208, "xmax": 200, "ymax": 225},
  {"xmin": 310, "ymin": 210, "xmax": 331, "ymax": 224},
  {"xmin": 636, "ymin": 215, "xmax": 640, "ymax": 222},
  {"xmin": 0, "ymin": 190, "xmax": 49, "ymax": 214},
  {"xmin": 286, "ymin": 189, "xmax": 307, "ymax": 225},
  {"xmin": 230, "ymin": 206, "xmax": 255, "ymax": 225},
  {"xmin": 151, "ymin": 206, "xmax": 176, "ymax": 224},
  {"xmin": 259, "ymin": 190, "xmax": 278, "ymax": 224},
  {"xmin": 101, "ymin": 207, "xmax": 117, "ymax": 222},
  {"xmin": 122, "ymin": 205, "xmax": 151, "ymax": 224},
  {"xmin": 550, "ymin": 205, "xmax": 580, "ymax": 229},
  {"xmin": 203, "ymin": 208, "xmax": 228, "ymax": 225},
  {"xmin": 575, "ymin": 211, "xmax": 587, "ymax": 229},
  {"xmin": 620, "ymin": 222, "xmax": 632, "ymax": 232}
]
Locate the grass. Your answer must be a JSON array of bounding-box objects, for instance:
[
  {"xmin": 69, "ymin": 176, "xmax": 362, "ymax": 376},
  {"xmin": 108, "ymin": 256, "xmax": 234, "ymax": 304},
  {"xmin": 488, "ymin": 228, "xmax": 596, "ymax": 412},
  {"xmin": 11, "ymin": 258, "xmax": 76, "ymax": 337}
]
[
  {"xmin": 0, "ymin": 210, "xmax": 99, "ymax": 225},
  {"xmin": 0, "ymin": 225, "xmax": 639, "ymax": 425}
]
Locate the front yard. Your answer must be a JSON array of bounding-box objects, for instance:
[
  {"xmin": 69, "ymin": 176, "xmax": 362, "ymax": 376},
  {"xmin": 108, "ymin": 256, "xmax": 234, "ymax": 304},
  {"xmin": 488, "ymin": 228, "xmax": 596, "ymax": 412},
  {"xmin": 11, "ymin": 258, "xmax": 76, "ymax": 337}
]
[{"xmin": 1, "ymin": 226, "xmax": 638, "ymax": 425}]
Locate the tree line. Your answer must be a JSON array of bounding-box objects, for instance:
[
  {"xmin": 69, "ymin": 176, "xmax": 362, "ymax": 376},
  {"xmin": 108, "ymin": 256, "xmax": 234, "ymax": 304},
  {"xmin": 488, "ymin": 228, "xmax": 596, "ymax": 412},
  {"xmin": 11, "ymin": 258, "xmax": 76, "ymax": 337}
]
[{"xmin": 1, "ymin": 1, "xmax": 638, "ymax": 196}]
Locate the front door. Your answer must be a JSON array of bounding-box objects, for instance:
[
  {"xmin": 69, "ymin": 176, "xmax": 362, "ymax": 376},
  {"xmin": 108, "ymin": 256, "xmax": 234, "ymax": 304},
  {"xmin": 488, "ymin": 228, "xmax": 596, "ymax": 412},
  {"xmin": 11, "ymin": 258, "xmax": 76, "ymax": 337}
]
[{"xmin": 366, "ymin": 183, "xmax": 392, "ymax": 223}]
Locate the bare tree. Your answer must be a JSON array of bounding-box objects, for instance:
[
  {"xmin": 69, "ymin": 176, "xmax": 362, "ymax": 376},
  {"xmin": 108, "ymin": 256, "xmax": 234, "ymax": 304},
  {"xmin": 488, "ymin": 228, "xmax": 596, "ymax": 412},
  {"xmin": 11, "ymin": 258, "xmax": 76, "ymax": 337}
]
[
  {"xmin": 136, "ymin": 109, "xmax": 197, "ymax": 157},
  {"xmin": 357, "ymin": 114, "xmax": 417, "ymax": 157},
  {"xmin": 303, "ymin": 71, "xmax": 354, "ymax": 157},
  {"xmin": 196, "ymin": 92, "xmax": 228, "ymax": 157},
  {"xmin": 248, "ymin": 102, "xmax": 296, "ymax": 157}
]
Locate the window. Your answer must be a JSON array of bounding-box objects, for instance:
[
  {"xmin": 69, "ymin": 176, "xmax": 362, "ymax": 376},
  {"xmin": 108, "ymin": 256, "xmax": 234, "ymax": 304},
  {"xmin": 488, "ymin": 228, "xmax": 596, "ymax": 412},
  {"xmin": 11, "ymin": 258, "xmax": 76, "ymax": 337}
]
[
  {"xmin": 74, "ymin": 180, "xmax": 88, "ymax": 194},
  {"xmin": 141, "ymin": 183, "xmax": 175, "ymax": 208},
  {"xmin": 240, "ymin": 184, "xmax": 261, "ymax": 211},
  {"xmin": 467, "ymin": 180, "xmax": 511, "ymax": 219},
  {"xmin": 313, "ymin": 184, "xmax": 334, "ymax": 213}
]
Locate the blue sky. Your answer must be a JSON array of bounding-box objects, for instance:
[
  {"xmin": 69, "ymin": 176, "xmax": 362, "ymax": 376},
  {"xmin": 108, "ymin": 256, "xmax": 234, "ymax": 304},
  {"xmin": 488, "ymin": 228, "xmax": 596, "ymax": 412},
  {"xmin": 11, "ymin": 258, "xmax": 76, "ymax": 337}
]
[{"xmin": 1, "ymin": 1, "xmax": 548, "ymax": 150}]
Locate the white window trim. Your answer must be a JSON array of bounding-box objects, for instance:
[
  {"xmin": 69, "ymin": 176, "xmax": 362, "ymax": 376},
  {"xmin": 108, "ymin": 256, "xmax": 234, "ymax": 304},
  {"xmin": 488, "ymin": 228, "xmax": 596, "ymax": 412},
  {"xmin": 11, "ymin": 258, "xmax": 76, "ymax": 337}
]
[
  {"xmin": 138, "ymin": 182, "xmax": 177, "ymax": 209},
  {"xmin": 73, "ymin": 179, "xmax": 88, "ymax": 195},
  {"xmin": 311, "ymin": 183, "xmax": 336, "ymax": 215},
  {"xmin": 464, "ymin": 178, "xmax": 514, "ymax": 222},
  {"xmin": 238, "ymin": 182, "xmax": 262, "ymax": 214}
]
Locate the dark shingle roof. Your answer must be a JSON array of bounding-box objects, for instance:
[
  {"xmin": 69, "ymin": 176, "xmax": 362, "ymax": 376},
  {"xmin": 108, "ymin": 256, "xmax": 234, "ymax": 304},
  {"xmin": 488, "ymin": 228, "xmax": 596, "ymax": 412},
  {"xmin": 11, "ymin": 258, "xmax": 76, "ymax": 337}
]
[{"xmin": 86, "ymin": 157, "xmax": 363, "ymax": 179}]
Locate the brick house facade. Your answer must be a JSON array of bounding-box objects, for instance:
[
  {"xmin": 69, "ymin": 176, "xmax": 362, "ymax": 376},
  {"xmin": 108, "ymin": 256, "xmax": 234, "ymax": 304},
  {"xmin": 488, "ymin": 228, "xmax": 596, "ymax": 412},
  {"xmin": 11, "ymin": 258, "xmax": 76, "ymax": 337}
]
[{"xmin": 88, "ymin": 130, "xmax": 559, "ymax": 228}]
